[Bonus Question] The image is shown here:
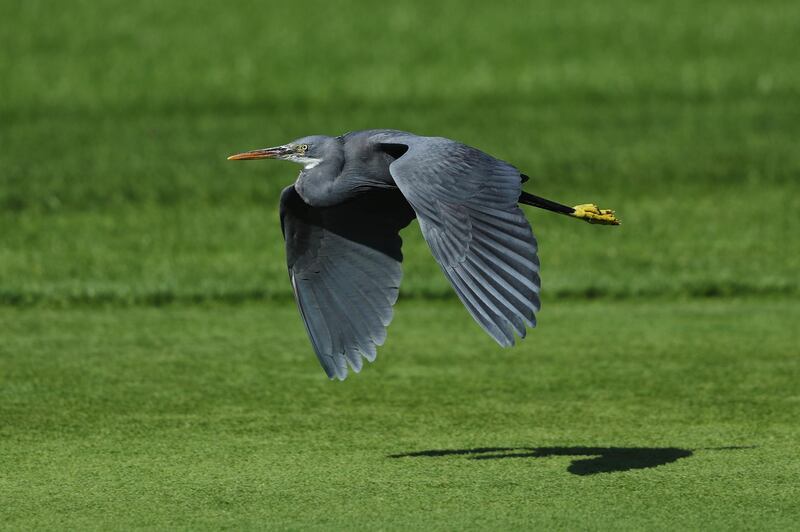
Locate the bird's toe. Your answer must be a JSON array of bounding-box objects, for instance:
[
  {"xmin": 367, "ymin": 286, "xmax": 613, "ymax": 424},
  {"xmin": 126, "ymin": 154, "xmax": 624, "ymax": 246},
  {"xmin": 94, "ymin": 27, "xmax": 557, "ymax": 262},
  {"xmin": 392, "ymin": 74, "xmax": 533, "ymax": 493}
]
[{"xmin": 571, "ymin": 204, "xmax": 621, "ymax": 225}]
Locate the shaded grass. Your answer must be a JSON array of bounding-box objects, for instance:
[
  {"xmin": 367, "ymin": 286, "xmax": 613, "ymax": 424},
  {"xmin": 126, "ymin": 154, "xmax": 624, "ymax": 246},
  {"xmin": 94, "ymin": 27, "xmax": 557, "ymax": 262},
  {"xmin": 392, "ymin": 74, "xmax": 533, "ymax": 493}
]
[
  {"xmin": 1, "ymin": 182, "xmax": 797, "ymax": 305},
  {"xmin": 1, "ymin": 1, "xmax": 800, "ymax": 306},
  {"xmin": 3, "ymin": 0, "xmax": 800, "ymax": 114},
  {"xmin": 2, "ymin": 95, "xmax": 800, "ymax": 211},
  {"xmin": 1, "ymin": 300, "xmax": 798, "ymax": 529}
]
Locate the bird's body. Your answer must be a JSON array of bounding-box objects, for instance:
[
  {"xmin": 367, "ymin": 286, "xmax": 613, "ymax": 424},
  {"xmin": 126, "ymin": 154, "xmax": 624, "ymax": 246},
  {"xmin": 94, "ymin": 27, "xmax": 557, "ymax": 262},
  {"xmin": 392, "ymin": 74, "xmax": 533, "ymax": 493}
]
[{"xmin": 229, "ymin": 130, "xmax": 618, "ymax": 379}]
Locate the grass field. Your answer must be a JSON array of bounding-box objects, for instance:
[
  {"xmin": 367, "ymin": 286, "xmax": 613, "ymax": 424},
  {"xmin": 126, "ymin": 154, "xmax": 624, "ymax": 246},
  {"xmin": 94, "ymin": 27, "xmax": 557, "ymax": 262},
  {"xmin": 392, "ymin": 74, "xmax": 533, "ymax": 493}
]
[
  {"xmin": 2, "ymin": 300, "xmax": 799, "ymax": 529},
  {"xmin": 1, "ymin": 0, "xmax": 799, "ymax": 529}
]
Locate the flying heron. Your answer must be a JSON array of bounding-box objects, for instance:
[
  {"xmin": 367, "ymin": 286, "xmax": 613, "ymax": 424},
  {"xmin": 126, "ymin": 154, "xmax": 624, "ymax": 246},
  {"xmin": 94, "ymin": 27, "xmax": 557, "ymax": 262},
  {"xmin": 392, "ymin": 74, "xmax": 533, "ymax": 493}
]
[{"xmin": 228, "ymin": 130, "xmax": 619, "ymax": 379}]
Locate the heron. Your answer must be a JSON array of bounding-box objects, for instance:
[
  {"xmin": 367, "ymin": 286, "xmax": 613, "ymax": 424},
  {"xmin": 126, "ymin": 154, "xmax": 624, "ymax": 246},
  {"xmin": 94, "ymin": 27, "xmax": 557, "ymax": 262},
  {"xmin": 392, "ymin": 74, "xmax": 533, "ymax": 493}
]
[{"xmin": 228, "ymin": 130, "xmax": 618, "ymax": 380}]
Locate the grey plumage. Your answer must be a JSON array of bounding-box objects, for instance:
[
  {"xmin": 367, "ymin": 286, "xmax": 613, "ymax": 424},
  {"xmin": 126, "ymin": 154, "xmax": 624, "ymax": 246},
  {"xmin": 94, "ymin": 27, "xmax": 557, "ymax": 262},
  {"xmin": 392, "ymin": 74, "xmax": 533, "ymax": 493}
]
[
  {"xmin": 375, "ymin": 133, "xmax": 540, "ymax": 347},
  {"xmin": 280, "ymin": 185, "xmax": 414, "ymax": 380},
  {"xmin": 229, "ymin": 129, "xmax": 616, "ymax": 379}
]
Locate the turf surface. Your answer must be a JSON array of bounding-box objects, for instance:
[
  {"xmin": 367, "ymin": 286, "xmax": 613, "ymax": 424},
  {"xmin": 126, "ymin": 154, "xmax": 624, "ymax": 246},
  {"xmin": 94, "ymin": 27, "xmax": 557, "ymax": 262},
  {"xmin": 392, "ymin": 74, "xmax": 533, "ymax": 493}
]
[
  {"xmin": 1, "ymin": 0, "xmax": 799, "ymax": 529},
  {"xmin": 1, "ymin": 300, "xmax": 798, "ymax": 529}
]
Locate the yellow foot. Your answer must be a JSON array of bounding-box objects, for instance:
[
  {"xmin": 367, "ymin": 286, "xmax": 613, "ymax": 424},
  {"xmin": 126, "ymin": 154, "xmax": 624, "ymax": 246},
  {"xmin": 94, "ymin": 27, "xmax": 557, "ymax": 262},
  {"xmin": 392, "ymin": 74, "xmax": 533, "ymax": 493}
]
[{"xmin": 570, "ymin": 204, "xmax": 621, "ymax": 225}]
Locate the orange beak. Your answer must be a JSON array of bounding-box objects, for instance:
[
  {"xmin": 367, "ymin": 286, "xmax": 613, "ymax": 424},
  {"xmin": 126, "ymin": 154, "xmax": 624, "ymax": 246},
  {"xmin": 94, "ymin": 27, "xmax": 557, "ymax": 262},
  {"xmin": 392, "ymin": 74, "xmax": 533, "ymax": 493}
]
[{"xmin": 227, "ymin": 145, "xmax": 293, "ymax": 161}]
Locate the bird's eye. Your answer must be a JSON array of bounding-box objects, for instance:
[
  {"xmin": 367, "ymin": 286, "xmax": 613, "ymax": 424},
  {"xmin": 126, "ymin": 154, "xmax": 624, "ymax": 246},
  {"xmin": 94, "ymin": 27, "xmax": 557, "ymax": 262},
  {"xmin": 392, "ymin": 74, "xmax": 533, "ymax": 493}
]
[{"xmin": 299, "ymin": 144, "xmax": 309, "ymax": 152}]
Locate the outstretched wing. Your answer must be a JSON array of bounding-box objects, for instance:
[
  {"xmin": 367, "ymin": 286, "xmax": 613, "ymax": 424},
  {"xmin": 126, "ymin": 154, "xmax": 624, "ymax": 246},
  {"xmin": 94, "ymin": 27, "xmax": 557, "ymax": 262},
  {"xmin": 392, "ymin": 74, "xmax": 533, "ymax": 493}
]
[
  {"xmin": 280, "ymin": 186, "xmax": 415, "ymax": 379},
  {"xmin": 377, "ymin": 134, "xmax": 540, "ymax": 346}
]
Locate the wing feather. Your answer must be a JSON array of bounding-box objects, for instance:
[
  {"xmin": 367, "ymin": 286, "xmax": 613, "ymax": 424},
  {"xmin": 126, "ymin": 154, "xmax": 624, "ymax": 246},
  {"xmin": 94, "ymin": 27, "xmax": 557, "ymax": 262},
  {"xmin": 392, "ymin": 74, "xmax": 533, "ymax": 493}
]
[
  {"xmin": 280, "ymin": 186, "xmax": 415, "ymax": 379},
  {"xmin": 376, "ymin": 133, "xmax": 541, "ymax": 346}
]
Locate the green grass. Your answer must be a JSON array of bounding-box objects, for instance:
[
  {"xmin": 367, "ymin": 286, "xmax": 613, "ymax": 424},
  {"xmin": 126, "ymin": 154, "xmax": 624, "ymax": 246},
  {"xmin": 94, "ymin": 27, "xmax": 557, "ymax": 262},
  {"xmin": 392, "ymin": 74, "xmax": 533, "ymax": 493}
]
[
  {"xmin": 1, "ymin": 184, "xmax": 798, "ymax": 306},
  {"xmin": 2, "ymin": 300, "xmax": 798, "ymax": 529},
  {"xmin": 2, "ymin": 0, "xmax": 800, "ymax": 304},
  {"xmin": 1, "ymin": 0, "xmax": 799, "ymax": 529}
]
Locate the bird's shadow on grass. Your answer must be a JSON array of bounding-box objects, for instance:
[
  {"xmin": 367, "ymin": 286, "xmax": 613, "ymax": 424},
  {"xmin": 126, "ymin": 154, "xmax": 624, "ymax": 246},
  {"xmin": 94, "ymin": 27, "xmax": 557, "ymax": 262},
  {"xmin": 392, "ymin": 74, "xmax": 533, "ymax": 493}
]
[{"xmin": 388, "ymin": 446, "xmax": 752, "ymax": 475}]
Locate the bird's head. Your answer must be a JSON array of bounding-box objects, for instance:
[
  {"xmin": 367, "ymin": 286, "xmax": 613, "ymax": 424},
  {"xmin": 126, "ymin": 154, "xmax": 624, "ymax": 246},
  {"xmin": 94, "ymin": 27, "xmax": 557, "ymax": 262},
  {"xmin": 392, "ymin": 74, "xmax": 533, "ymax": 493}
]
[{"xmin": 227, "ymin": 135, "xmax": 335, "ymax": 170}]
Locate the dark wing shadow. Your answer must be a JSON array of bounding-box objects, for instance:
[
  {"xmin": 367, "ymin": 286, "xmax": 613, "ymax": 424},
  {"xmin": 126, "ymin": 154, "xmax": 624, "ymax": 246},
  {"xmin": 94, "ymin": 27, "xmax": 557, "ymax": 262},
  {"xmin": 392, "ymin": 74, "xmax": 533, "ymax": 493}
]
[
  {"xmin": 389, "ymin": 447, "xmax": 519, "ymax": 458},
  {"xmin": 389, "ymin": 446, "xmax": 751, "ymax": 475},
  {"xmin": 471, "ymin": 447, "xmax": 693, "ymax": 475}
]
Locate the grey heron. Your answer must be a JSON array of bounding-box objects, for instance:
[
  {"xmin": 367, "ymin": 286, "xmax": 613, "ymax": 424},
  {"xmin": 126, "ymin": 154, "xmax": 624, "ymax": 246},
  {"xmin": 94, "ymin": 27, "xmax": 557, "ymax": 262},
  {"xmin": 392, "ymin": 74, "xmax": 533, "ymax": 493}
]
[{"xmin": 228, "ymin": 130, "xmax": 618, "ymax": 379}]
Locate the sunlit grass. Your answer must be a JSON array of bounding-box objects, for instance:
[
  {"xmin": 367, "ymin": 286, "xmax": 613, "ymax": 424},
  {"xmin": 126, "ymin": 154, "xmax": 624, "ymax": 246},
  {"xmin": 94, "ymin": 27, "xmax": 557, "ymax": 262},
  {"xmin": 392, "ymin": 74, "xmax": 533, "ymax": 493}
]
[{"xmin": 1, "ymin": 300, "xmax": 798, "ymax": 529}]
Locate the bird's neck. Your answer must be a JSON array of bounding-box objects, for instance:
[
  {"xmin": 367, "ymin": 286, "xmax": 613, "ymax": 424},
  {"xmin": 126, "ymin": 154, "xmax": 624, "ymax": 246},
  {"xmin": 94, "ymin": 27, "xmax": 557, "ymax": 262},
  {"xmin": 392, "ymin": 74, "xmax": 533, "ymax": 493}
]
[{"xmin": 295, "ymin": 153, "xmax": 346, "ymax": 207}]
